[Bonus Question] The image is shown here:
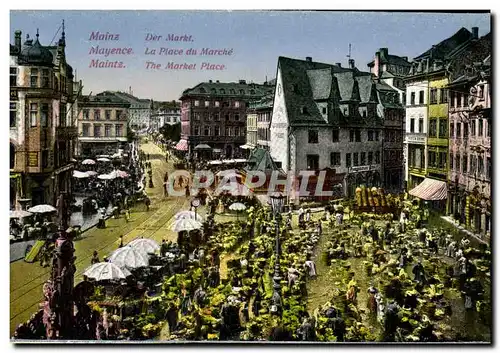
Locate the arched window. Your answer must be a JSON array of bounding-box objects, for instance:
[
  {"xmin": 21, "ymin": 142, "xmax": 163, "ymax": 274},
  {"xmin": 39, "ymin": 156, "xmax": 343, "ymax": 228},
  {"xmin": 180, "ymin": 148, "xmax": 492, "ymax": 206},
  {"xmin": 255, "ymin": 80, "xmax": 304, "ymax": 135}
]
[
  {"xmin": 220, "ymin": 89, "xmax": 226, "ymax": 94},
  {"xmin": 239, "ymin": 89, "xmax": 245, "ymax": 95},
  {"xmin": 302, "ymin": 106, "xmax": 308, "ymax": 114},
  {"xmin": 250, "ymin": 89, "xmax": 255, "ymax": 95},
  {"xmin": 10, "ymin": 143, "xmax": 15, "ymax": 169},
  {"xmin": 200, "ymin": 88, "xmax": 206, "ymax": 93}
]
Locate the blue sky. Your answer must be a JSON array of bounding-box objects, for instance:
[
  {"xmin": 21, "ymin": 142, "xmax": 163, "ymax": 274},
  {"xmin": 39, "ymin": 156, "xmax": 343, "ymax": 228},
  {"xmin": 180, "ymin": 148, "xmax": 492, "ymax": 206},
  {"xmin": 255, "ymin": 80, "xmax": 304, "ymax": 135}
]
[{"xmin": 10, "ymin": 11, "xmax": 490, "ymax": 101}]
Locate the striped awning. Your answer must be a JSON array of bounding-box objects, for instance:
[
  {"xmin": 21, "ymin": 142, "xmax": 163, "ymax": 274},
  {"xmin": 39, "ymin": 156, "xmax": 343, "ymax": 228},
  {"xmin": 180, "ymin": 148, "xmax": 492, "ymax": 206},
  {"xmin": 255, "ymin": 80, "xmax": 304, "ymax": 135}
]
[
  {"xmin": 175, "ymin": 139, "xmax": 188, "ymax": 151},
  {"xmin": 409, "ymin": 178, "xmax": 447, "ymax": 201}
]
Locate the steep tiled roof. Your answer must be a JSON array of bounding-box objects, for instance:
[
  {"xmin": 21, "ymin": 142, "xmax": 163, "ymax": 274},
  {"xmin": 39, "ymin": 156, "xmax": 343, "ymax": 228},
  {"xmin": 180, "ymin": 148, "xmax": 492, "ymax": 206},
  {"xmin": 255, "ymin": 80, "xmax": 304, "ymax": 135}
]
[
  {"xmin": 181, "ymin": 81, "xmax": 273, "ymax": 99},
  {"xmin": 414, "ymin": 27, "xmax": 472, "ymax": 60},
  {"xmin": 307, "ymin": 68, "xmax": 333, "ymax": 100},
  {"xmin": 368, "ymin": 54, "xmax": 411, "ymax": 68},
  {"xmin": 248, "ymin": 92, "xmax": 274, "ymax": 110},
  {"xmin": 80, "ymin": 91, "xmax": 131, "ymax": 107}
]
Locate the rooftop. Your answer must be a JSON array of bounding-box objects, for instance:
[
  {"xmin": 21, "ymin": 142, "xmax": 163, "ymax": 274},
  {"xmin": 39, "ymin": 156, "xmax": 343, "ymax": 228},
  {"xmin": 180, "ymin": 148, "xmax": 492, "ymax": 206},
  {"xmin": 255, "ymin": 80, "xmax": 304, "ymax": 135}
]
[{"xmin": 180, "ymin": 80, "xmax": 274, "ymax": 99}]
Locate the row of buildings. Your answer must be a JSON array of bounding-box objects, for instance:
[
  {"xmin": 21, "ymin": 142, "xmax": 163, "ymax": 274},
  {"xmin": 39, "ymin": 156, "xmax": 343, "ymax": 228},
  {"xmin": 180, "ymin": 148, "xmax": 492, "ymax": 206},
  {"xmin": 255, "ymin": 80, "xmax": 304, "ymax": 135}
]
[
  {"xmin": 177, "ymin": 26, "xmax": 490, "ymax": 235},
  {"xmin": 9, "ymin": 26, "xmax": 180, "ymax": 209}
]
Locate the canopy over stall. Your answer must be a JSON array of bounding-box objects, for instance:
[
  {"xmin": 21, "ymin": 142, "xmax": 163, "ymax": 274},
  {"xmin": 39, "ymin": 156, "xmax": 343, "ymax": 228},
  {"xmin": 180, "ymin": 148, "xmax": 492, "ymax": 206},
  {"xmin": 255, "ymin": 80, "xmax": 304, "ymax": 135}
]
[{"xmin": 409, "ymin": 178, "xmax": 447, "ymax": 201}]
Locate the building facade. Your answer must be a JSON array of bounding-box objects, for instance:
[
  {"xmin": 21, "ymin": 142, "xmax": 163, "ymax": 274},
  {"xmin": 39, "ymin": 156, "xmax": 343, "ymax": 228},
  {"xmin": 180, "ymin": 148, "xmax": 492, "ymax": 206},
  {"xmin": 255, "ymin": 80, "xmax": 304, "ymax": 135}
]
[
  {"xmin": 403, "ymin": 27, "xmax": 475, "ymax": 193},
  {"xmin": 179, "ymin": 80, "xmax": 274, "ymax": 158},
  {"xmin": 10, "ymin": 27, "xmax": 77, "ymax": 208},
  {"xmin": 111, "ymin": 90, "xmax": 152, "ymax": 132},
  {"xmin": 77, "ymin": 91, "xmax": 130, "ymax": 156},
  {"xmin": 270, "ymin": 56, "xmax": 385, "ymax": 202},
  {"xmin": 246, "ymin": 93, "xmax": 274, "ymax": 150}
]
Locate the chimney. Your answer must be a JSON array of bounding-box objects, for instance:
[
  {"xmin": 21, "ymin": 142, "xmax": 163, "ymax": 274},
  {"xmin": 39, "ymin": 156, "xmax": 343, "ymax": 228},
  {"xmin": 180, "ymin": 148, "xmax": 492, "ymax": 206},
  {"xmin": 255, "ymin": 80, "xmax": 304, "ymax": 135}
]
[
  {"xmin": 335, "ymin": 63, "xmax": 342, "ymax": 67},
  {"xmin": 374, "ymin": 50, "xmax": 381, "ymax": 78},
  {"xmin": 380, "ymin": 48, "xmax": 389, "ymax": 59},
  {"xmin": 14, "ymin": 30, "xmax": 21, "ymax": 50},
  {"xmin": 349, "ymin": 59, "xmax": 355, "ymax": 69},
  {"xmin": 472, "ymin": 27, "xmax": 479, "ymax": 39},
  {"xmin": 402, "ymin": 56, "xmax": 408, "ymax": 62},
  {"xmin": 216, "ymin": 80, "xmax": 220, "ymax": 83},
  {"xmin": 209, "ymin": 80, "xmax": 212, "ymax": 83},
  {"xmin": 306, "ymin": 56, "xmax": 312, "ymax": 62},
  {"xmin": 239, "ymin": 80, "xmax": 246, "ymax": 84}
]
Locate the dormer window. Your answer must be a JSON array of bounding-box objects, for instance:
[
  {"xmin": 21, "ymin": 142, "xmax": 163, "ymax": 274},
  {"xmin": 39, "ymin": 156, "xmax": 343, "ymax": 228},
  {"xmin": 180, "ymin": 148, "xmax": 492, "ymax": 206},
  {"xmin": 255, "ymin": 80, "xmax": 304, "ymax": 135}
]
[
  {"xmin": 230, "ymin": 89, "xmax": 235, "ymax": 94},
  {"xmin": 240, "ymin": 89, "xmax": 245, "ymax": 94},
  {"xmin": 322, "ymin": 107, "xmax": 327, "ymax": 114},
  {"xmin": 211, "ymin": 88, "xmax": 216, "ymax": 94},
  {"xmin": 200, "ymin": 88, "xmax": 206, "ymax": 93},
  {"xmin": 250, "ymin": 89, "xmax": 255, "ymax": 95},
  {"xmin": 302, "ymin": 107, "xmax": 308, "ymax": 114},
  {"xmin": 220, "ymin": 89, "xmax": 225, "ymax": 94}
]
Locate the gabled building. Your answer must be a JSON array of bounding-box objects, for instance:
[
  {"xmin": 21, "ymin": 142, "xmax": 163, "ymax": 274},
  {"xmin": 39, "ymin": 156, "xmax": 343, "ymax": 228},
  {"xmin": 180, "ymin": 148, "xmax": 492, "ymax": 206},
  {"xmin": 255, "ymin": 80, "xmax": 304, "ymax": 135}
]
[
  {"xmin": 10, "ymin": 26, "xmax": 77, "ymax": 208},
  {"xmin": 404, "ymin": 27, "xmax": 477, "ymax": 204},
  {"xmin": 270, "ymin": 56, "xmax": 385, "ymax": 202},
  {"xmin": 150, "ymin": 101, "xmax": 181, "ymax": 132},
  {"xmin": 111, "ymin": 90, "xmax": 153, "ymax": 132},
  {"xmin": 245, "ymin": 92, "xmax": 274, "ymax": 151},
  {"xmin": 179, "ymin": 80, "xmax": 273, "ymax": 158},
  {"xmin": 77, "ymin": 92, "xmax": 130, "ymax": 156}
]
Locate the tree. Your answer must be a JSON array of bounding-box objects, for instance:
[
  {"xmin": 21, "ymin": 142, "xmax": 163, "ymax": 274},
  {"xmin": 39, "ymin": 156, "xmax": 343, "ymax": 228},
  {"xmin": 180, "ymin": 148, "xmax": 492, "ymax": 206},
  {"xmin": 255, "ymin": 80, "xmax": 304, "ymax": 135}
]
[{"xmin": 159, "ymin": 122, "xmax": 181, "ymax": 142}]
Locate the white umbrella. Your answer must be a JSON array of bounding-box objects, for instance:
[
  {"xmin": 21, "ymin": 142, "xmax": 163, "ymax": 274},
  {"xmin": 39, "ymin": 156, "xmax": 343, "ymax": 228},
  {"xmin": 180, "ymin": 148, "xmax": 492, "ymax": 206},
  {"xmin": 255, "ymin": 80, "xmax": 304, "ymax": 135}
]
[
  {"xmin": 128, "ymin": 238, "xmax": 160, "ymax": 256},
  {"xmin": 73, "ymin": 170, "xmax": 89, "ymax": 179},
  {"xmin": 116, "ymin": 170, "xmax": 129, "ymax": 178},
  {"xmin": 97, "ymin": 155, "xmax": 111, "ymax": 158},
  {"xmin": 208, "ymin": 160, "xmax": 222, "ymax": 165},
  {"xmin": 86, "ymin": 170, "xmax": 98, "ymax": 176},
  {"xmin": 222, "ymin": 159, "xmax": 236, "ymax": 164},
  {"xmin": 175, "ymin": 210, "xmax": 204, "ymax": 222},
  {"xmin": 109, "ymin": 246, "xmax": 149, "ymax": 269},
  {"xmin": 97, "ymin": 157, "xmax": 111, "ymax": 162},
  {"xmin": 84, "ymin": 262, "xmax": 131, "ymax": 281},
  {"xmin": 82, "ymin": 159, "xmax": 96, "ymax": 165},
  {"xmin": 234, "ymin": 159, "xmax": 247, "ymax": 163},
  {"xmin": 98, "ymin": 174, "xmax": 112, "ymax": 180},
  {"xmin": 172, "ymin": 218, "xmax": 203, "ymax": 233},
  {"xmin": 10, "ymin": 210, "xmax": 33, "ymax": 219},
  {"xmin": 27, "ymin": 204, "xmax": 57, "ymax": 214},
  {"xmin": 229, "ymin": 202, "xmax": 247, "ymax": 211}
]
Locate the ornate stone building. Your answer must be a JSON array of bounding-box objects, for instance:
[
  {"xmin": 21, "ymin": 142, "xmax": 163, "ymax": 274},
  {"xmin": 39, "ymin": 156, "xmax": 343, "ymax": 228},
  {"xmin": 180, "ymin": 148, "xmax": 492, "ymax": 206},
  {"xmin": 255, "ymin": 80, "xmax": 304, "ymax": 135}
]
[{"xmin": 10, "ymin": 26, "xmax": 78, "ymax": 208}]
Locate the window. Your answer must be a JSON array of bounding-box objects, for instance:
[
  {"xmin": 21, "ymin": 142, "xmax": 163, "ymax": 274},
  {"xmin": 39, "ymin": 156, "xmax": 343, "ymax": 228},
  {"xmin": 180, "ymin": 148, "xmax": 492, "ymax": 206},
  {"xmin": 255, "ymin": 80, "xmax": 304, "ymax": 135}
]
[
  {"xmin": 375, "ymin": 151, "xmax": 380, "ymax": 164},
  {"xmin": 234, "ymin": 101, "xmax": 240, "ymax": 108},
  {"xmin": 355, "ymin": 130, "xmax": 361, "ymax": 142},
  {"xmin": 302, "ymin": 107, "xmax": 308, "ymax": 114},
  {"xmin": 30, "ymin": 68, "xmax": 39, "ymax": 87},
  {"xmin": 464, "ymin": 123, "xmax": 468, "ymax": 138},
  {"xmin": 450, "ymin": 91, "xmax": 455, "ymax": 107},
  {"xmin": 94, "ymin": 125, "xmax": 101, "ymax": 137},
  {"xmin": 10, "ymin": 102, "xmax": 16, "ymax": 127},
  {"xmin": 438, "ymin": 119, "xmax": 447, "ymax": 138},
  {"xmin": 470, "ymin": 155, "xmax": 476, "ymax": 175},
  {"xmin": 456, "ymin": 122, "xmax": 461, "ymax": 139},
  {"xmin": 115, "ymin": 124, "xmax": 123, "ymax": 137},
  {"xmin": 205, "ymin": 101, "xmax": 210, "ymax": 107},
  {"xmin": 203, "ymin": 112, "xmax": 210, "ymax": 121},
  {"xmin": 418, "ymin": 118, "xmax": 424, "ymax": 133},
  {"xmin": 375, "ymin": 131, "xmax": 380, "ymax": 141},
  {"xmin": 234, "ymin": 114, "xmax": 240, "ymax": 121},
  {"xmin": 478, "ymin": 119, "xmax": 483, "ymax": 137},
  {"xmin": 82, "ymin": 123, "xmax": 90, "ymax": 137},
  {"xmin": 349, "ymin": 130, "xmax": 355, "ymax": 142},
  {"xmin": 30, "ymin": 103, "xmax": 38, "ymax": 127},
  {"xmin": 116, "ymin": 110, "xmax": 123, "ymax": 120},
  {"xmin": 450, "ymin": 153, "xmax": 454, "ymax": 170},
  {"xmin": 105, "ymin": 110, "xmax": 111, "ymax": 120},
  {"xmin": 194, "ymin": 100, "xmax": 200, "ymax": 106},
  {"xmin": 368, "ymin": 151, "xmax": 373, "ymax": 164},
  {"xmin": 59, "ymin": 105, "xmax": 66, "ymax": 126},
  {"xmin": 83, "ymin": 109, "xmax": 90, "ymax": 120},
  {"xmin": 193, "ymin": 126, "xmax": 200, "ymax": 135},
  {"xmin": 362, "ymin": 111, "xmax": 367, "ymax": 118},
  {"xmin": 462, "ymin": 94, "xmax": 467, "ymax": 107},
  {"xmin": 204, "ymin": 126, "xmax": 211, "ymax": 136},
  {"xmin": 250, "ymin": 89, "xmax": 255, "ymax": 95},
  {"xmin": 220, "ymin": 89, "xmax": 226, "ymax": 94},
  {"xmin": 194, "ymin": 112, "xmax": 201, "ymax": 121},
  {"xmin": 94, "ymin": 110, "xmax": 101, "ymax": 121},
  {"xmin": 487, "ymin": 120, "xmax": 491, "ymax": 137},
  {"xmin": 470, "ymin": 120, "xmax": 476, "ymax": 136},
  {"xmin": 419, "ymin": 90, "xmax": 424, "ymax": 105},
  {"xmin": 306, "ymin": 154, "xmax": 319, "ymax": 170},
  {"xmin": 458, "ymin": 94, "xmax": 463, "ymax": 107},
  {"xmin": 487, "ymin": 157, "xmax": 491, "ymax": 179},
  {"xmin": 429, "ymin": 119, "xmax": 437, "ymax": 138},
  {"xmin": 41, "ymin": 69, "xmax": 50, "ymax": 88},
  {"xmin": 332, "ymin": 129, "xmax": 339, "ymax": 142},
  {"xmin": 462, "ymin": 155, "xmax": 468, "ymax": 174},
  {"xmin": 368, "ymin": 130, "xmax": 374, "ymax": 141},
  {"xmin": 450, "ymin": 121, "xmax": 455, "ymax": 139},
  {"xmin": 213, "ymin": 113, "xmax": 220, "ymax": 121},
  {"xmin": 360, "ymin": 152, "xmax": 366, "ymax": 165},
  {"xmin": 330, "ymin": 152, "xmax": 341, "ymax": 166},
  {"xmin": 439, "ymin": 152, "xmax": 447, "ymax": 169},
  {"xmin": 346, "ymin": 153, "xmax": 351, "ymax": 168},
  {"xmin": 10, "ymin": 67, "xmax": 17, "ymax": 86},
  {"xmin": 104, "ymin": 124, "xmax": 111, "ymax": 137},
  {"xmin": 235, "ymin": 126, "xmax": 240, "ymax": 136},
  {"xmin": 225, "ymin": 114, "xmax": 230, "ymax": 122},
  {"xmin": 430, "ymin": 88, "xmax": 438, "ymax": 104},
  {"xmin": 40, "ymin": 103, "xmax": 49, "ymax": 127},
  {"xmin": 478, "ymin": 85, "xmax": 484, "ymax": 100},
  {"xmin": 214, "ymin": 126, "xmax": 220, "ymax": 136},
  {"xmin": 215, "ymin": 101, "xmax": 220, "ymax": 107},
  {"xmin": 410, "ymin": 92, "xmax": 416, "ymax": 105},
  {"xmin": 225, "ymin": 127, "xmax": 230, "ymax": 136},
  {"xmin": 441, "ymin": 88, "xmax": 448, "ymax": 103},
  {"xmin": 478, "ymin": 155, "xmax": 484, "ymax": 176},
  {"xmin": 42, "ymin": 150, "xmax": 49, "ymax": 168},
  {"xmin": 308, "ymin": 130, "xmax": 318, "ymax": 144},
  {"xmin": 410, "ymin": 118, "xmax": 415, "ymax": 133},
  {"xmin": 10, "ymin": 143, "xmax": 15, "ymax": 169},
  {"xmin": 455, "ymin": 154, "xmax": 460, "ymax": 172},
  {"xmin": 353, "ymin": 152, "xmax": 359, "ymax": 166},
  {"xmin": 322, "ymin": 107, "xmax": 327, "ymax": 114},
  {"xmin": 230, "ymin": 89, "xmax": 235, "ymax": 95},
  {"xmin": 428, "ymin": 151, "xmax": 437, "ymax": 168}
]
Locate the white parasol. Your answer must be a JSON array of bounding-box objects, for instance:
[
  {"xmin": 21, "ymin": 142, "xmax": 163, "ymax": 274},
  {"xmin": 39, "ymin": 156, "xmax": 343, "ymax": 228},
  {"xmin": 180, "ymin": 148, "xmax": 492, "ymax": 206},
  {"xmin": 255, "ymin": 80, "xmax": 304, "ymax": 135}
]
[
  {"xmin": 109, "ymin": 246, "xmax": 149, "ymax": 269},
  {"xmin": 86, "ymin": 170, "xmax": 98, "ymax": 176},
  {"xmin": 128, "ymin": 238, "xmax": 160, "ymax": 256},
  {"xmin": 84, "ymin": 262, "xmax": 132, "ymax": 281},
  {"xmin": 27, "ymin": 204, "xmax": 57, "ymax": 214},
  {"xmin": 208, "ymin": 160, "xmax": 222, "ymax": 165},
  {"xmin": 82, "ymin": 159, "xmax": 96, "ymax": 165},
  {"xmin": 97, "ymin": 157, "xmax": 111, "ymax": 162},
  {"xmin": 116, "ymin": 170, "xmax": 129, "ymax": 178},
  {"xmin": 73, "ymin": 170, "xmax": 89, "ymax": 179},
  {"xmin": 98, "ymin": 174, "xmax": 113, "ymax": 180},
  {"xmin": 229, "ymin": 202, "xmax": 247, "ymax": 211},
  {"xmin": 172, "ymin": 218, "xmax": 203, "ymax": 233},
  {"xmin": 10, "ymin": 210, "xmax": 33, "ymax": 219},
  {"xmin": 174, "ymin": 210, "xmax": 204, "ymax": 222}
]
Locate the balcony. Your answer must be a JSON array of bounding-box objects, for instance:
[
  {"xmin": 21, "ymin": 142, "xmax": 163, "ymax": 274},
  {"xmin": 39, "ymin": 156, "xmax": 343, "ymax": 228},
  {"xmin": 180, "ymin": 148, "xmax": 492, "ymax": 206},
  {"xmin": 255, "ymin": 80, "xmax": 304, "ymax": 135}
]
[
  {"xmin": 405, "ymin": 133, "xmax": 426, "ymax": 144},
  {"xmin": 56, "ymin": 126, "xmax": 78, "ymax": 140}
]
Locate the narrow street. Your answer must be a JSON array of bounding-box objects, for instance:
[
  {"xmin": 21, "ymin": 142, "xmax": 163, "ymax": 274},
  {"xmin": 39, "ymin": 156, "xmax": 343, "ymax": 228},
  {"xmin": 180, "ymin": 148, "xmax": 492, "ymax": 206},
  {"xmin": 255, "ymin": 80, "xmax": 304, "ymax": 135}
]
[{"xmin": 9, "ymin": 141, "xmax": 189, "ymax": 335}]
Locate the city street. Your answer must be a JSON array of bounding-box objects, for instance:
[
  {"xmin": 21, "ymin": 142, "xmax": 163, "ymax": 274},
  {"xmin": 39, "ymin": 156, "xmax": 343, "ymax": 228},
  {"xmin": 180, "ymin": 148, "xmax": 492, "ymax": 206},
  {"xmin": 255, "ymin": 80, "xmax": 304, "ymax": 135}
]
[{"xmin": 10, "ymin": 141, "xmax": 190, "ymax": 335}]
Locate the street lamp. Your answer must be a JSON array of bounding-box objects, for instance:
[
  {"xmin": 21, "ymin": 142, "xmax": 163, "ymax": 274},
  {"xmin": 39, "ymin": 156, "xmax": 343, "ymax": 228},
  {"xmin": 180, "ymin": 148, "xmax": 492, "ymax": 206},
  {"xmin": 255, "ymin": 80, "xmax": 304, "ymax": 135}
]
[{"xmin": 269, "ymin": 191, "xmax": 285, "ymax": 316}]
